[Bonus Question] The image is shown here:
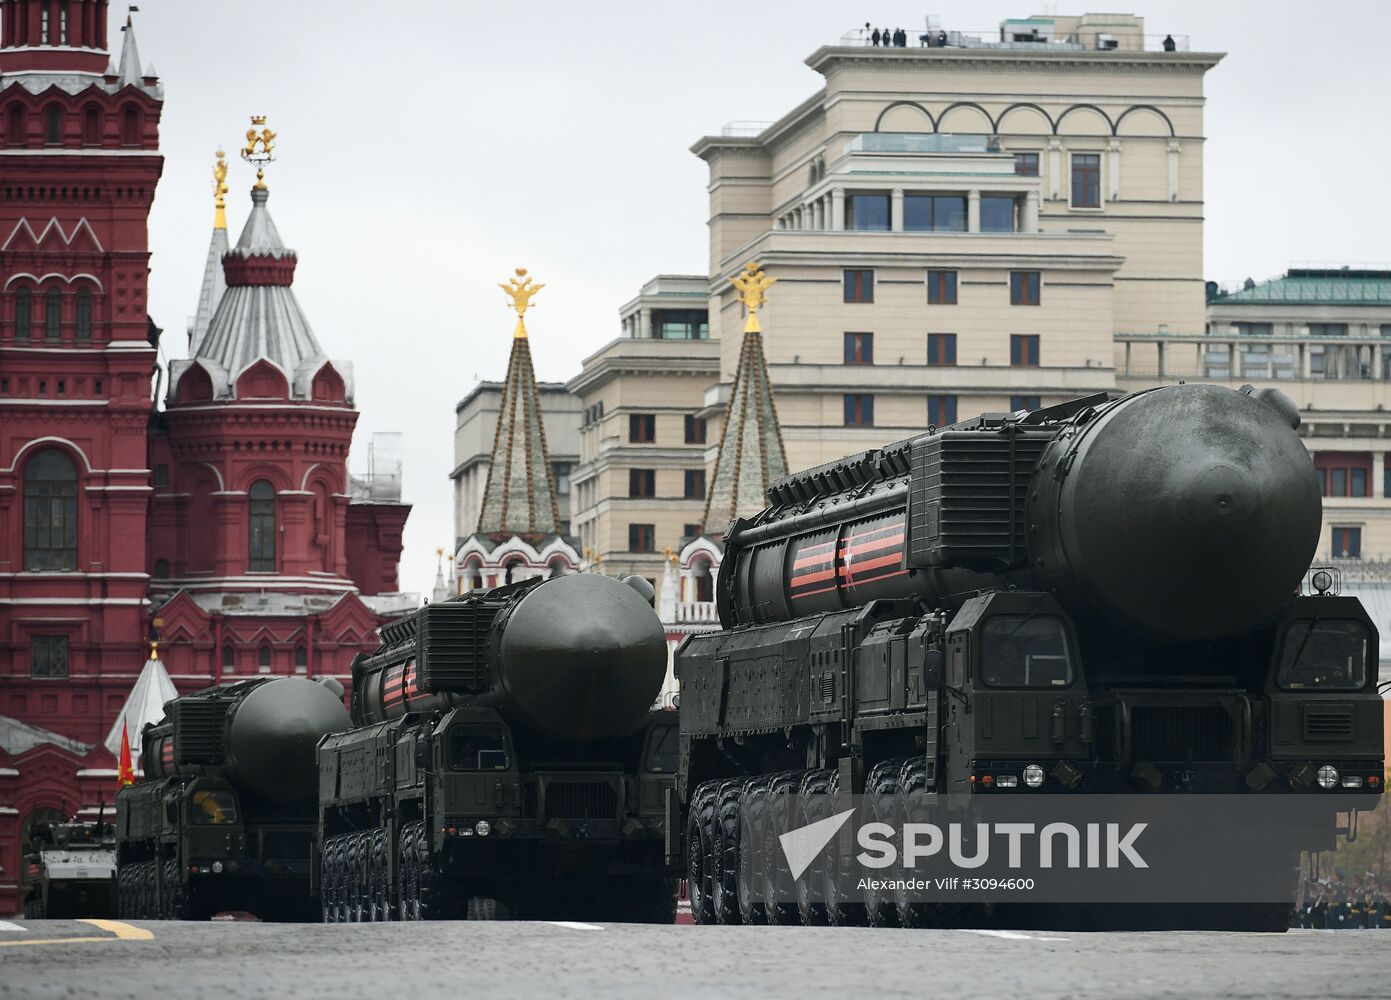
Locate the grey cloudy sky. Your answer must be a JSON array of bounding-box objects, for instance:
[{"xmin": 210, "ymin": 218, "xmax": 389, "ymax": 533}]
[{"xmin": 130, "ymin": 0, "xmax": 1389, "ymax": 599}]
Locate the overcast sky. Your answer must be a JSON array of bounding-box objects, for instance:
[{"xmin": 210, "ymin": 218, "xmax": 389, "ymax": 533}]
[{"xmin": 128, "ymin": 0, "xmax": 1390, "ymax": 599}]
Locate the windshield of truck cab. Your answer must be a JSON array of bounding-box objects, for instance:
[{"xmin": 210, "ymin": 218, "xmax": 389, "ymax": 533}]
[
  {"xmin": 644, "ymin": 724, "xmax": 678, "ymax": 774},
  {"xmin": 1277, "ymin": 620, "xmax": 1370, "ymax": 690},
  {"xmin": 189, "ymin": 790, "xmax": 238, "ymax": 825},
  {"xmin": 979, "ymin": 616, "xmax": 1073, "ymax": 688},
  {"xmin": 448, "ymin": 724, "xmax": 510, "ymax": 770}
]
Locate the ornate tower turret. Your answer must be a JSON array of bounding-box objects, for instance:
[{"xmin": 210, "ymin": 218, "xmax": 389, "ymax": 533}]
[{"xmin": 702, "ymin": 261, "xmax": 788, "ymax": 532}]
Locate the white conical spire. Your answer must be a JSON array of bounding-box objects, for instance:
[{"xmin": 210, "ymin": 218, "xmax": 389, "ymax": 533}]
[
  {"xmin": 117, "ymin": 14, "xmax": 144, "ymax": 87},
  {"xmin": 103, "ymin": 643, "xmax": 177, "ymax": 767},
  {"xmin": 189, "ymin": 225, "xmax": 228, "ymax": 354}
]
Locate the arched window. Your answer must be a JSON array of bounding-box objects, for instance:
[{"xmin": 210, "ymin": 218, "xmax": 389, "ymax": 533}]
[
  {"xmin": 59, "ymin": 0, "xmax": 68, "ymax": 44},
  {"xmin": 120, "ymin": 106, "xmax": 139, "ymax": 146},
  {"xmin": 294, "ymin": 646, "xmax": 307, "ymax": 673},
  {"xmin": 44, "ymin": 287, "xmax": 61, "ymax": 339},
  {"xmin": 222, "ymin": 645, "xmax": 235, "ymax": 673},
  {"xmin": 152, "ymin": 558, "xmax": 169, "ymax": 578},
  {"xmin": 15, "ymin": 288, "xmax": 31, "ymax": 339},
  {"xmin": 248, "ymin": 480, "xmax": 276, "ymax": 571},
  {"xmin": 692, "ymin": 557, "xmax": 714, "ymax": 603},
  {"xmin": 7, "ymin": 104, "xmax": 24, "ymax": 147},
  {"xmin": 75, "ymin": 288, "xmax": 91, "ymax": 339},
  {"xmin": 23, "ymin": 448, "xmax": 78, "ymax": 570},
  {"xmin": 258, "ymin": 645, "xmax": 272, "ymax": 672},
  {"xmin": 40, "ymin": 2, "xmax": 50, "ymax": 43},
  {"xmin": 82, "ymin": 106, "xmax": 100, "ymax": 146},
  {"xmin": 45, "ymin": 105, "xmax": 60, "ymax": 145}
]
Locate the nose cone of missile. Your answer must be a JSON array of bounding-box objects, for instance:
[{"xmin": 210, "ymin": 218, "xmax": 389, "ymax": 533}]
[
  {"xmin": 1059, "ymin": 384, "xmax": 1321, "ymax": 641},
  {"xmin": 497, "ymin": 574, "xmax": 668, "ymax": 742},
  {"xmin": 227, "ymin": 678, "xmax": 352, "ymax": 804}
]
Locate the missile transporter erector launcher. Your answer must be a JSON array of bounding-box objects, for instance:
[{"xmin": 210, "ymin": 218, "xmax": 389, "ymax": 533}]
[
  {"xmin": 678, "ymin": 384, "xmax": 1385, "ymax": 929},
  {"xmin": 316, "ymin": 573, "xmax": 681, "ymax": 923},
  {"xmin": 114, "ymin": 677, "xmax": 351, "ymax": 920}
]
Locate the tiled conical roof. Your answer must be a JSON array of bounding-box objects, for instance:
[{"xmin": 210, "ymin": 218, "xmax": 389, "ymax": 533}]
[
  {"xmin": 477, "ymin": 334, "xmax": 562, "ymax": 534},
  {"xmin": 168, "ymin": 186, "xmax": 354, "ymax": 403},
  {"xmin": 702, "ymin": 327, "xmax": 788, "ymax": 532}
]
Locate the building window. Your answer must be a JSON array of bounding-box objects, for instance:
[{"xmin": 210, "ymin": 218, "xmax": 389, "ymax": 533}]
[
  {"xmin": 294, "ymin": 646, "xmax": 307, "ymax": 673},
  {"xmin": 1381, "ymin": 324, "xmax": 1391, "ymax": 339},
  {"xmin": 23, "ymin": 448, "xmax": 78, "ymax": 571},
  {"xmin": 1308, "ymin": 323, "xmax": 1348, "ymax": 338},
  {"xmin": 153, "ymin": 464, "xmax": 169, "ymax": 488},
  {"xmin": 629, "ymin": 413, "xmax": 655, "ymax": 443},
  {"xmin": 929, "ymin": 395, "xmax": 957, "ymax": 427},
  {"xmin": 684, "ymin": 469, "xmax": 706, "ymax": 499},
  {"xmin": 1332, "ymin": 527, "xmax": 1361, "ymax": 559},
  {"xmin": 1385, "ymin": 462, "xmax": 1391, "ymax": 499},
  {"xmin": 927, "ymin": 270, "xmax": 957, "ymax": 305},
  {"xmin": 904, "ymin": 194, "xmax": 966, "ymax": 232},
  {"xmin": 654, "ymin": 310, "xmax": 709, "ymax": 340},
  {"xmin": 628, "ymin": 523, "xmax": 655, "ymax": 553},
  {"xmin": 684, "ymin": 414, "xmax": 706, "ymax": 445},
  {"xmin": 248, "ymin": 480, "xmax": 276, "ymax": 572},
  {"xmin": 59, "ymin": 0, "xmax": 68, "ymax": 43},
  {"xmin": 629, "ymin": 468, "xmax": 655, "ymax": 498},
  {"xmin": 1010, "ymin": 334, "xmax": 1041, "ymax": 367},
  {"xmin": 683, "ymin": 522, "xmax": 702, "ymax": 539},
  {"xmin": 843, "ymin": 269, "xmax": 874, "ymax": 303},
  {"xmin": 980, "ymin": 196, "xmax": 1017, "ymax": 233},
  {"xmin": 1010, "ymin": 271, "xmax": 1041, "ymax": 306},
  {"xmin": 844, "ymin": 332, "xmax": 874, "ymax": 365},
  {"xmin": 82, "ymin": 106, "xmax": 100, "ymax": 145},
  {"xmin": 40, "ymin": 4, "xmax": 49, "ymax": 43},
  {"xmin": 258, "ymin": 645, "xmax": 272, "ymax": 672},
  {"xmin": 15, "ymin": 287, "xmax": 31, "ymax": 339},
  {"xmin": 153, "ymin": 558, "xmax": 169, "ymax": 578},
  {"xmin": 1071, "ymin": 153, "xmax": 1101, "ymax": 208},
  {"xmin": 45, "ymin": 106, "xmax": 60, "ymax": 145},
  {"xmin": 846, "ymin": 193, "xmax": 890, "ymax": 231},
  {"xmin": 551, "ymin": 462, "xmax": 571, "ymax": 497},
  {"xmin": 927, "ymin": 333, "xmax": 957, "ymax": 366},
  {"xmin": 1010, "ymin": 395, "xmax": 1041, "ymax": 412},
  {"xmin": 1233, "ymin": 322, "xmax": 1272, "ymax": 337},
  {"xmin": 121, "ymin": 106, "xmax": 139, "ymax": 146},
  {"xmin": 222, "ymin": 645, "xmax": 235, "ymax": 673},
  {"xmin": 844, "ymin": 393, "xmax": 874, "ymax": 427},
  {"xmin": 1014, "ymin": 152, "xmax": 1039, "ymax": 176},
  {"xmin": 30, "ymin": 636, "xmax": 68, "ymax": 679},
  {"xmin": 75, "ymin": 288, "xmax": 91, "ymax": 339},
  {"xmin": 44, "ymin": 287, "xmax": 61, "ymax": 339},
  {"xmin": 1315, "ymin": 453, "xmax": 1371, "ymax": 498}
]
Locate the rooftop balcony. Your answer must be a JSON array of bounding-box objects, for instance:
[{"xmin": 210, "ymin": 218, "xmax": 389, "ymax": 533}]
[{"xmin": 836, "ymin": 18, "xmax": 1189, "ymax": 53}]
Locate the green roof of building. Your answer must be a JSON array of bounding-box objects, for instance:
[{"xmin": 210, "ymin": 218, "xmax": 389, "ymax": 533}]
[{"xmin": 1210, "ymin": 269, "xmax": 1391, "ymax": 306}]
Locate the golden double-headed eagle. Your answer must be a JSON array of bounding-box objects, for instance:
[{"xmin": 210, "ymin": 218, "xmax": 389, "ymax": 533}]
[
  {"xmin": 499, "ymin": 267, "xmax": 545, "ymax": 338},
  {"xmin": 731, "ymin": 261, "xmax": 777, "ymax": 333}
]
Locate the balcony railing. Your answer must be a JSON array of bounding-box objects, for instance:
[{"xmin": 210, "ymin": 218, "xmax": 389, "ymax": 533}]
[
  {"xmin": 839, "ymin": 26, "xmax": 1190, "ymax": 53},
  {"xmin": 675, "ymin": 601, "xmax": 719, "ymax": 624},
  {"xmin": 721, "ymin": 121, "xmax": 773, "ymax": 138}
]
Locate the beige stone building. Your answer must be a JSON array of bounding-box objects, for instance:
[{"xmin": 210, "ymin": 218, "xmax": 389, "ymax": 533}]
[
  {"xmin": 689, "ymin": 14, "xmax": 1213, "ymax": 474},
  {"xmin": 567, "ymin": 276, "xmax": 719, "ymax": 586}
]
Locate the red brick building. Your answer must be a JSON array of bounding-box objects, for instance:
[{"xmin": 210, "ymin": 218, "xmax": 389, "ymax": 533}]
[{"xmin": 0, "ymin": 5, "xmax": 411, "ymax": 913}]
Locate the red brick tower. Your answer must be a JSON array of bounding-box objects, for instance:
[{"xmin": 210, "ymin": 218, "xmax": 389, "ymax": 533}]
[
  {"xmin": 146, "ymin": 134, "xmax": 411, "ymax": 686},
  {"xmin": 0, "ymin": 3, "xmax": 163, "ymax": 913}
]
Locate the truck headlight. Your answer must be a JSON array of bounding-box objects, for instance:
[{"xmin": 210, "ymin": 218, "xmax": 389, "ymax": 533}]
[
  {"xmin": 1023, "ymin": 764, "xmax": 1045, "ymax": 788},
  {"xmin": 475, "ymin": 820, "xmax": 491, "ymax": 837},
  {"xmin": 1316, "ymin": 765, "xmax": 1339, "ymax": 790},
  {"xmin": 211, "ymin": 861, "xmax": 223, "ymax": 873}
]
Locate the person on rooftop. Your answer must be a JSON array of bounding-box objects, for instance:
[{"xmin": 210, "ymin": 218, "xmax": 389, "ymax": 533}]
[
  {"xmin": 871, "ymin": 27, "xmax": 881, "ymax": 46},
  {"xmin": 1162, "ymin": 34, "xmax": 1176, "ymax": 51}
]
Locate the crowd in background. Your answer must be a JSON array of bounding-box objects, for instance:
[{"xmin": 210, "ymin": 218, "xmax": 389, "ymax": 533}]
[{"xmin": 1295, "ymin": 871, "xmax": 1391, "ymax": 928}]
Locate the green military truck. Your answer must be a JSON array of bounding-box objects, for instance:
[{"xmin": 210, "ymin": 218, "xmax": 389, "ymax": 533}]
[
  {"xmin": 316, "ymin": 574, "xmax": 680, "ymax": 922},
  {"xmin": 115, "ymin": 676, "xmax": 351, "ymax": 920},
  {"xmin": 20, "ymin": 815, "xmax": 117, "ymax": 918}
]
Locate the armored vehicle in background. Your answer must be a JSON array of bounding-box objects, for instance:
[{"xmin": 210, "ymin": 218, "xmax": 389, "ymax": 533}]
[
  {"xmin": 678, "ymin": 384, "xmax": 1385, "ymax": 930},
  {"xmin": 115, "ymin": 676, "xmax": 351, "ymax": 920},
  {"xmin": 20, "ymin": 814, "xmax": 116, "ymax": 918},
  {"xmin": 317, "ymin": 573, "xmax": 680, "ymax": 922}
]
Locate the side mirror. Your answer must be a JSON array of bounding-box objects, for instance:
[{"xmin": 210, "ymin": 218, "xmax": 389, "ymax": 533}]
[{"xmin": 923, "ymin": 648, "xmax": 944, "ymax": 690}]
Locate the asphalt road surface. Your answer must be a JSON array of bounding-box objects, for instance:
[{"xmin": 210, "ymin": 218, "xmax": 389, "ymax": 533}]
[{"xmin": 0, "ymin": 918, "xmax": 1377, "ymax": 1000}]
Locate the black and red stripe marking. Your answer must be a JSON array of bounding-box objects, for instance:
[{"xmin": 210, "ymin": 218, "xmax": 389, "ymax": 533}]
[
  {"xmin": 382, "ymin": 660, "xmax": 419, "ymax": 709},
  {"xmin": 787, "ymin": 514, "xmax": 907, "ymax": 605}
]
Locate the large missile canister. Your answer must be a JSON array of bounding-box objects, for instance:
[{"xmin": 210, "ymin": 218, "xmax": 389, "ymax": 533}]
[
  {"xmin": 223, "ymin": 678, "xmax": 352, "ymax": 804},
  {"xmin": 493, "ymin": 573, "xmax": 668, "ymax": 742},
  {"xmin": 1027, "ymin": 384, "xmax": 1320, "ymax": 642},
  {"xmin": 352, "ymin": 574, "xmax": 668, "ymax": 743}
]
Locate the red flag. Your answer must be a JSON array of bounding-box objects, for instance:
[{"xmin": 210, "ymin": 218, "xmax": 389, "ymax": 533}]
[{"xmin": 117, "ymin": 724, "xmax": 135, "ymax": 787}]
